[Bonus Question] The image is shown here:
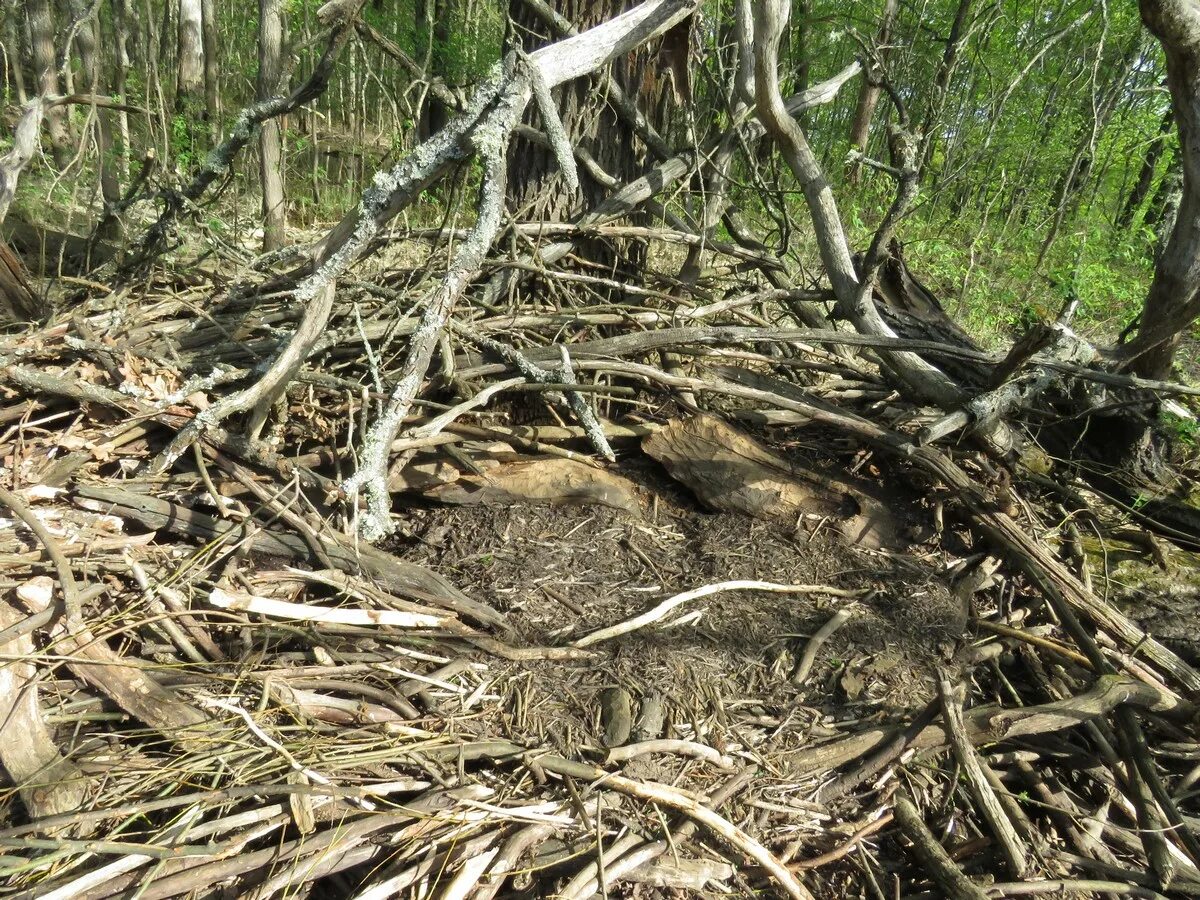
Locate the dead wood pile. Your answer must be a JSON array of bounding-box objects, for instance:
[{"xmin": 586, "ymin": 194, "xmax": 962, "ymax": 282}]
[
  {"xmin": 2, "ymin": 224, "xmax": 1200, "ymax": 899},
  {"xmin": 2, "ymin": 1, "xmax": 1200, "ymax": 896}
]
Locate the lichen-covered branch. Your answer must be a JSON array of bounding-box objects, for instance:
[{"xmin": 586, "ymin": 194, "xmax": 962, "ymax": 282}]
[
  {"xmin": 343, "ymin": 78, "xmax": 525, "ymax": 541},
  {"xmin": 557, "ymin": 346, "xmax": 615, "ymax": 461},
  {"xmin": 525, "ymin": 49, "xmax": 580, "ymax": 195},
  {"xmin": 143, "ymin": 66, "xmax": 517, "ymax": 473}
]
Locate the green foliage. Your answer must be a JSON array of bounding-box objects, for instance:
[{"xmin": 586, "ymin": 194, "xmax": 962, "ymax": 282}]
[
  {"xmin": 171, "ymin": 114, "xmax": 197, "ymax": 170},
  {"xmin": 383, "ymin": 0, "xmax": 503, "ymax": 86},
  {"xmin": 1164, "ymin": 411, "xmax": 1200, "ymax": 449},
  {"xmin": 697, "ymin": 0, "xmax": 1173, "ymax": 356}
]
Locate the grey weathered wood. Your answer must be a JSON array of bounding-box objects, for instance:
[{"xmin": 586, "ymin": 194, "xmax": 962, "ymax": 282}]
[{"xmin": 73, "ymin": 484, "xmax": 505, "ymax": 630}]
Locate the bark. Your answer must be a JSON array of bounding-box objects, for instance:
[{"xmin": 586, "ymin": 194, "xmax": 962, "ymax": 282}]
[
  {"xmin": 506, "ymin": 0, "xmax": 675, "ymax": 280},
  {"xmin": 1119, "ymin": 107, "xmax": 1174, "ymax": 230},
  {"xmin": 26, "ymin": 0, "xmax": 71, "ymax": 167},
  {"xmin": 0, "ymin": 99, "xmax": 44, "ymax": 226},
  {"xmin": 72, "ymin": 0, "xmax": 121, "ymax": 236},
  {"xmin": 176, "ymin": 0, "xmax": 205, "ymax": 157},
  {"xmin": 201, "ymin": 0, "xmax": 219, "ymax": 132},
  {"xmin": 846, "ymin": 0, "xmax": 899, "ymax": 183},
  {"xmin": 1119, "ymin": 0, "xmax": 1200, "ymax": 379},
  {"xmin": 0, "ymin": 238, "xmax": 40, "ymax": 322},
  {"xmin": 0, "ymin": 92, "xmax": 52, "ymax": 319},
  {"xmin": 177, "ymin": 0, "xmax": 205, "ymax": 102},
  {"xmin": 0, "ymin": 599, "xmax": 90, "ymax": 822},
  {"xmin": 258, "ymin": 0, "xmax": 286, "ymax": 251}
]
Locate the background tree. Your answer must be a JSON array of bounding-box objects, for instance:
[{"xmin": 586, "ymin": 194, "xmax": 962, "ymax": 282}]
[
  {"xmin": 1119, "ymin": 107, "xmax": 1174, "ymax": 230},
  {"xmin": 258, "ymin": 0, "xmax": 286, "ymax": 251},
  {"xmin": 505, "ymin": 0, "xmax": 681, "ymax": 282},
  {"xmin": 1119, "ymin": 0, "xmax": 1200, "ymax": 379},
  {"xmin": 176, "ymin": 0, "xmax": 207, "ymax": 156},
  {"xmin": 202, "ymin": 0, "xmax": 220, "ymax": 133},
  {"xmin": 26, "ymin": 0, "xmax": 71, "ymax": 166},
  {"xmin": 846, "ymin": 0, "xmax": 898, "ymax": 184}
]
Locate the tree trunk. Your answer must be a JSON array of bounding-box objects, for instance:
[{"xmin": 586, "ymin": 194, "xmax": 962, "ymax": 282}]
[
  {"xmin": 505, "ymin": 0, "xmax": 673, "ymax": 281},
  {"xmin": 112, "ymin": 0, "xmax": 133, "ymax": 182},
  {"xmin": 1120, "ymin": 0, "xmax": 1200, "ymax": 379},
  {"xmin": 72, "ymin": 0, "xmax": 122, "ymax": 239},
  {"xmin": 26, "ymin": 0, "xmax": 72, "ymax": 167},
  {"xmin": 4, "ymin": 10, "xmax": 28, "ymax": 104},
  {"xmin": 920, "ymin": 0, "xmax": 972, "ymax": 174},
  {"xmin": 1145, "ymin": 155, "xmax": 1180, "ymax": 230},
  {"xmin": 417, "ymin": 0, "xmax": 451, "ymax": 141},
  {"xmin": 176, "ymin": 0, "xmax": 206, "ymax": 159},
  {"xmin": 202, "ymin": 0, "xmax": 220, "ymax": 135},
  {"xmin": 846, "ymin": 0, "xmax": 899, "ymax": 184},
  {"xmin": 1119, "ymin": 107, "xmax": 1174, "ymax": 230},
  {"xmin": 791, "ymin": 0, "xmax": 809, "ymax": 113},
  {"xmin": 1031, "ymin": 40, "xmax": 1139, "ymax": 281},
  {"xmin": 258, "ymin": 0, "xmax": 286, "ymax": 251},
  {"xmin": 0, "ymin": 95, "xmax": 44, "ymax": 321}
]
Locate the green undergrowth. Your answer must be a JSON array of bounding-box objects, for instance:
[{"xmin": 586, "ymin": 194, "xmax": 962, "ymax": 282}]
[{"xmin": 7, "ymin": 128, "xmax": 1189, "ymax": 379}]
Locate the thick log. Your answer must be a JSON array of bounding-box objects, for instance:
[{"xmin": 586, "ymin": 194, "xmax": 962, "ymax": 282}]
[
  {"xmin": 2, "ymin": 216, "xmax": 118, "ymax": 276},
  {"xmin": 0, "ymin": 596, "xmax": 90, "ymax": 821}
]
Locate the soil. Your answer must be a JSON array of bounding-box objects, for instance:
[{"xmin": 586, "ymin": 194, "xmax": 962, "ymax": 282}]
[{"xmin": 382, "ymin": 459, "xmax": 968, "ymax": 776}]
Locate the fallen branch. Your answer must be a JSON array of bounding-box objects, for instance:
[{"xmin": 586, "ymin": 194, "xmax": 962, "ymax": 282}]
[
  {"xmin": 789, "ymin": 675, "xmax": 1181, "ymax": 777},
  {"xmin": 894, "ymin": 791, "xmax": 989, "ymax": 900},
  {"xmin": 208, "ymin": 586, "xmax": 450, "ymax": 629},
  {"xmin": 794, "ymin": 606, "xmax": 857, "ymax": 686},
  {"xmin": 535, "ymin": 755, "xmax": 815, "ymax": 900},
  {"xmin": 605, "ymin": 739, "xmax": 738, "ymax": 770},
  {"xmin": 574, "ymin": 581, "xmax": 858, "ymax": 648},
  {"xmin": 938, "ymin": 671, "xmax": 1029, "ymax": 878}
]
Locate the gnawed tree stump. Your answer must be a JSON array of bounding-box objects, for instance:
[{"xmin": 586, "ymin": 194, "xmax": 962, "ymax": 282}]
[{"xmin": 642, "ymin": 413, "xmax": 904, "ymax": 550}]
